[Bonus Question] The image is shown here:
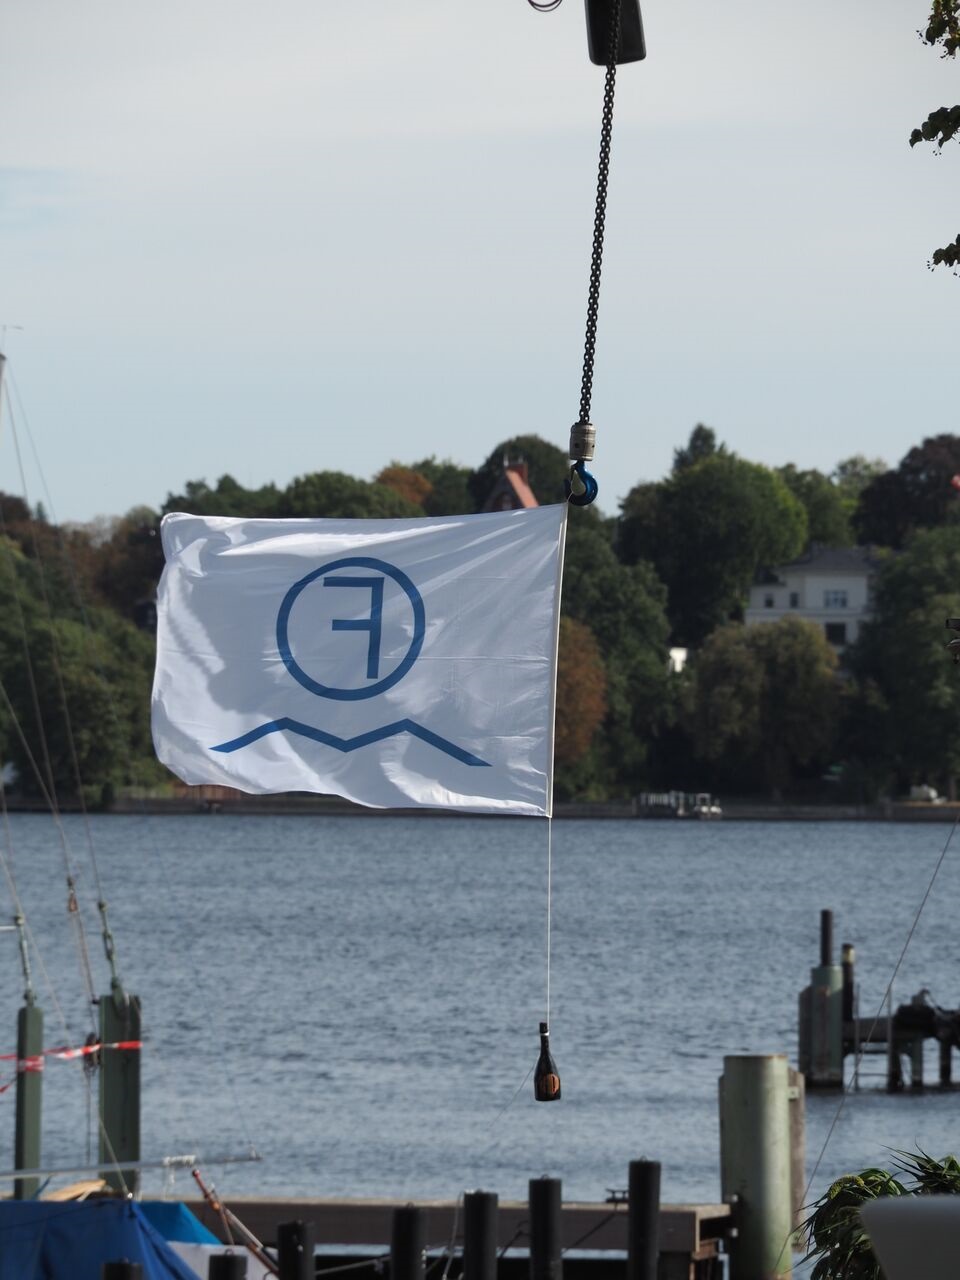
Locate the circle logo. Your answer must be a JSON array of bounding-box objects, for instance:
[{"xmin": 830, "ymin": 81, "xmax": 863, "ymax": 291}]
[{"xmin": 276, "ymin": 556, "xmax": 425, "ymax": 701}]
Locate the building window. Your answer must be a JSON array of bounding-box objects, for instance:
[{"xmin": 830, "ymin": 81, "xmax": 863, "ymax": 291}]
[
  {"xmin": 825, "ymin": 622, "xmax": 847, "ymax": 646},
  {"xmin": 824, "ymin": 589, "xmax": 848, "ymax": 609},
  {"xmin": 789, "ymin": 591, "xmax": 799, "ymax": 608},
  {"xmin": 764, "ymin": 593, "xmax": 775, "ymax": 608}
]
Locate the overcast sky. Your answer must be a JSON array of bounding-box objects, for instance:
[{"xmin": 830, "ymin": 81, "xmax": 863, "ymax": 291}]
[{"xmin": 2, "ymin": 0, "xmax": 958, "ymax": 522}]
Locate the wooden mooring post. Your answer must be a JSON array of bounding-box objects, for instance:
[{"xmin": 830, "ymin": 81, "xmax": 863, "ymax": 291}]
[
  {"xmin": 278, "ymin": 1219, "xmax": 314, "ymax": 1280},
  {"xmin": 529, "ymin": 1177, "xmax": 563, "ymax": 1280},
  {"xmin": 464, "ymin": 1190, "xmax": 498, "ymax": 1280},
  {"xmin": 627, "ymin": 1160, "xmax": 660, "ymax": 1280},
  {"xmin": 391, "ymin": 1205, "xmax": 425, "ymax": 1280}
]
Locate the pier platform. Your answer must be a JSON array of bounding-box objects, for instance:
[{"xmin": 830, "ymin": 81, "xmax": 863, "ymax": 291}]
[{"xmin": 186, "ymin": 1196, "xmax": 732, "ymax": 1277}]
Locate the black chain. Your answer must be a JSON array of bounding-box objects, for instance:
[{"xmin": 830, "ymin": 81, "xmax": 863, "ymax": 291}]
[{"xmin": 578, "ymin": 0, "xmax": 623, "ymax": 427}]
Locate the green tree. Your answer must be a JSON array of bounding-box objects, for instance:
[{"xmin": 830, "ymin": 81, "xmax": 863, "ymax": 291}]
[
  {"xmin": 852, "ymin": 436, "xmax": 960, "ymax": 548},
  {"xmin": 282, "ymin": 471, "xmax": 421, "ymax": 519},
  {"xmin": 163, "ymin": 474, "xmax": 283, "ymax": 518},
  {"xmin": 554, "ymin": 617, "xmax": 607, "ymax": 774},
  {"xmin": 560, "ymin": 512, "xmax": 673, "ymax": 795},
  {"xmin": 410, "ymin": 457, "xmax": 474, "ymax": 516},
  {"xmin": 777, "ymin": 465, "xmax": 852, "ymax": 546},
  {"xmin": 93, "ymin": 507, "xmax": 164, "ymax": 618},
  {"xmin": 909, "ymin": 0, "xmax": 960, "ymax": 269},
  {"xmin": 468, "ymin": 435, "xmax": 570, "ymax": 510},
  {"xmin": 0, "ymin": 541, "xmax": 160, "ymax": 798},
  {"xmin": 685, "ymin": 617, "xmax": 839, "ymax": 796},
  {"xmin": 621, "ymin": 455, "xmax": 808, "ymax": 645},
  {"xmin": 672, "ymin": 423, "xmax": 725, "ymax": 473},
  {"xmin": 847, "ymin": 524, "xmax": 960, "ymax": 794}
]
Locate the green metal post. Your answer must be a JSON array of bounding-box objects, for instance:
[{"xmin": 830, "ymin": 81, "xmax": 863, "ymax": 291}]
[
  {"xmin": 14, "ymin": 1002, "xmax": 43, "ymax": 1200},
  {"xmin": 720, "ymin": 1054, "xmax": 793, "ymax": 1280},
  {"xmin": 99, "ymin": 991, "xmax": 141, "ymax": 1194}
]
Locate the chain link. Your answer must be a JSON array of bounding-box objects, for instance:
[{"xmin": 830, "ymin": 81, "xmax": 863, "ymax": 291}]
[{"xmin": 578, "ymin": 0, "xmax": 623, "ymax": 427}]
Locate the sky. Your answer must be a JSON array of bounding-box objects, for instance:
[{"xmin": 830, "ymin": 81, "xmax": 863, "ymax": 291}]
[{"xmin": 1, "ymin": 0, "xmax": 958, "ymax": 523}]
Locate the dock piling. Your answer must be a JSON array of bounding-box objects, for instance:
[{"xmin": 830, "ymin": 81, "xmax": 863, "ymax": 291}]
[
  {"xmin": 391, "ymin": 1205, "xmax": 425, "ymax": 1280},
  {"xmin": 719, "ymin": 1055, "xmax": 793, "ymax": 1280},
  {"xmin": 14, "ymin": 1001, "xmax": 42, "ymax": 1201},
  {"xmin": 277, "ymin": 1219, "xmax": 314, "ymax": 1280},
  {"xmin": 820, "ymin": 910, "xmax": 833, "ymax": 966},
  {"xmin": 798, "ymin": 910, "xmax": 843, "ymax": 1087},
  {"xmin": 99, "ymin": 991, "xmax": 141, "ymax": 1194},
  {"xmin": 911, "ymin": 1037, "xmax": 924, "ymax": 1089},
  {"xmin": 940, "ymin": 1039, "xmax": 952, "ymax": 1087},
  {"xmin": 627, "ymin": 1159, "xmax": 660, "ymax": 1280},
  {"xmin": 464, "ymin": 1190, "xmax": 498, "ymax": 1280},
  {"xmin": 529, "ymin": 1176, "xmax": 563, "ymax": 1280}
]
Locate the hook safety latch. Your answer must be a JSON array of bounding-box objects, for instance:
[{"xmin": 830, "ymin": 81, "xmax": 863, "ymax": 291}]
[{"xmin": 566, "ymin": 460, "xmax": 599, "ymax": 507}]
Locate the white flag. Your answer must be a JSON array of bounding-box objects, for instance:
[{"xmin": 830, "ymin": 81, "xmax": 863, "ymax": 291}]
[{"xmin": 151, "ymin": 505, "xmax": 567, "ymax": 815}]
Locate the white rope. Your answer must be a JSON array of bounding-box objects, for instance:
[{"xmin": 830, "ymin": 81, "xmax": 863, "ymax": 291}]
[{"xmin": 546, "ymin": 813, "xmax": 553, "ymax": 1025}]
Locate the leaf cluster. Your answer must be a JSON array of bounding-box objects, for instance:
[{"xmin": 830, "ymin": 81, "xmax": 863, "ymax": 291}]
[{"xmin": 803, "ymin": 1150, "xmax": 960, "ymax": 1280}]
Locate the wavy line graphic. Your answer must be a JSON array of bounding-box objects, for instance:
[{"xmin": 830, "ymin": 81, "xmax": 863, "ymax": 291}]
[{"xmin": 211, "ymin": 718, "xmax": 489, "ymax": 767}]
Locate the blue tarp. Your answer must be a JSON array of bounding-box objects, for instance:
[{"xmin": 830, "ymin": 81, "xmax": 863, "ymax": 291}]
[
  {"xmin": 139, "ymin": 1201, "xmax": 220, "ymax": 1245},
  {"xmin": 0, "ymin": 1199, "xmax": 202, "ymax": 1280}
]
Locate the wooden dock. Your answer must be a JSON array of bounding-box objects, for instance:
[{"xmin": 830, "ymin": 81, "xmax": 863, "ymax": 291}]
[{"xmin": 186, "ymin": 1196, "xmax": 732, "ymax": 1278}]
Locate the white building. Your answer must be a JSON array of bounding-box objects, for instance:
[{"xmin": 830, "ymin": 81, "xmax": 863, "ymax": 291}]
[{"xmin": 744, "ymin": 545, "xmax": 885, "ymax": 652}]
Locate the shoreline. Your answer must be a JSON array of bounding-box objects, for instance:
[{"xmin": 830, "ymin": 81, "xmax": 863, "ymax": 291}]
[{"xmin": 7, "ymin": 794, "xmax": 960, "ymax": 822}]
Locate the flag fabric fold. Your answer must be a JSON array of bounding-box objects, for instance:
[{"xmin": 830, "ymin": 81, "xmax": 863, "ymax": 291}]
[{"xmin": 151, "ymin": 505, "xmax": 567, "ymax": 815}]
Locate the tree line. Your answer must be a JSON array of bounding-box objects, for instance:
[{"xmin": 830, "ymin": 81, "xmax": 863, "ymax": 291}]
[{"xmin": 4, "ymin": 426, "xmax": 960, "ymax": 805}]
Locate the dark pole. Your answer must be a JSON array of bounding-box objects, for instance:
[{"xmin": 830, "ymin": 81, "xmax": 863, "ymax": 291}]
[
  {"xmin": 820, "ymin": 909, "xmax": 833, "ymax": 967},
  {"xmin": 940, "ymin": 1039, "xmax": 952, "ymax": 1087},
  {"xmin": 627, "ymin": 1160, "xmax": 661, "ymax": 1280},
  {"xmin": 391, "ymin": 1205, "xmax": 425, "ymax": 1280},
  {"xmin": 102, "ymin": 1264, "xmax": 142, "ymax": 1280},
  {"xmin": 209, "ymin": 1255, "xmax": 248, "ymax": 1279},
  {"xmin": 529, "ymin": 1177, "xmax": 563, "ymax": 1280},
  {"xmin": 277, "ymin": 1220, "xmax": 314, "ymax": 1280},
  {"xmin": 841, "ymin": 944, "xmax": 855, "ymax": 1024},
  {"xmin": 464, "ymin": 1190, "xmax": 498, "ymax": 1280}
]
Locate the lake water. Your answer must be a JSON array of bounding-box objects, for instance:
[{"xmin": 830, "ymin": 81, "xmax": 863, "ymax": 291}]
[{"xmin": 1, "ymin": 814, "xmax": 959, "ymax": 1213}]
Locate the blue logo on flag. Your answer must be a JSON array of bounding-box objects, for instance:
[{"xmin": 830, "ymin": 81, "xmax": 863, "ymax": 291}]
[{"xmin": 211, "ymin": 556, "xmax": 488, "ymax": 766}]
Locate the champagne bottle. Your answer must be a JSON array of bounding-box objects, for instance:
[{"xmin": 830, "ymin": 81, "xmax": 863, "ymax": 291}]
[{"xmin": 534, "ymin": 1021, "xmax": 561, "ymax": 1102}]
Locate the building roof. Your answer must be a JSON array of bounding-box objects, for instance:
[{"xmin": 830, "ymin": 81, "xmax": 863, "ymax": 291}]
[
  {"xmin": 758, "ymin": 543, "xmax": 888, "ymax": 584},
  {"xmin": 480, "ymin": 460, "xmax": 539, "ymax": 512}
]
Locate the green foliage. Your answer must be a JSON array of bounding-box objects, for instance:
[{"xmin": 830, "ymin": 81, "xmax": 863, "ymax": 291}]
[
  {"xmin": 910, "ymin": 1, "xmax": 960, "ymax": 269},
  {"xmin": 560, "ymin": 512, "xmax": 673, "ymax": 795},
  {"xmin": 804, "ymin": 1168, "xmax": 907, "ymax": 1280},
  {"xmin": 803, "ymin": 1150, "xmax": 960, "ymax": 1280},
  {"xmin": 163, "ymin": 474, "xmax": 283, "ymax": 518},
  {"xmin": 847, "ymin": 525, "xmax": 960, "ymax": 788},
  {"xmin": 409, "ymin": 457, "xmax": 474, "ymax": 516},
  {"xmin": 853, "ymin": 435, "xmax": 960, "ymax": 548},
  {"xmin": 283, "ymin": 471, "xmax": 421, "ymax": 519},
  {"xmin": 685, "ymin": 617, "xmax": 839, "ymax": 795},
  {"xmin": 621, "ymin": 452, "xmax": 808, "ymax": 645},
  {"xmin": 468, "ymin": 435, "xmax": 570, "ymax": 510},
  {"xmin": 672, "ymin": 423, "xmax": 724, "ymax": 473},
  {"xmin": 777, "ymin": 465, "xmax": 852, "ymax": 546},
  {"xmin": 0, "ymin": 542, "xmax": 160, "ymax": 797}
]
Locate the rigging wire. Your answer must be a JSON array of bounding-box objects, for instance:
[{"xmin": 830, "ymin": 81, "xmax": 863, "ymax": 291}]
[
  {"xmin": 2, "ymin": 382, "xmax": 103, "ymax": 1011},
  {"xmin": 3, "ymin": 363, "xmax": 250, "ymax": 1187},
  {"xmin": 0, "ymin": 755, "xmax": 131, "ymax": 1194}
]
